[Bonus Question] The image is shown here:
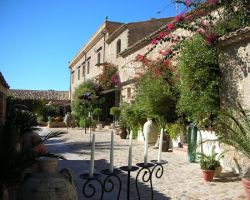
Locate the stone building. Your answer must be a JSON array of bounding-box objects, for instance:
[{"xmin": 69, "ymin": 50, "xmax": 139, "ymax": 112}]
[
  {"xmin": 68, "ymin": 18, "xmax": 173, "ymax": 104},
  {"xmin": 69, "ymin": 14, "xmax": 250, "ymax": 109},
  {"xmin": 0, "ymin": 72, "xmax": 9, "ymax": 124}
]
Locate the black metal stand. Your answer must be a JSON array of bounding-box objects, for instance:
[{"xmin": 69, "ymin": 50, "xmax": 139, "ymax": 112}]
[
  {"xmin": 80, "ymin": 169, "xmax": 122, "ymax": 200},
  {"xmin": 135, "ymin": 161, "xmax": 167, "ymax": 200},
  {"xmin": 80, "ymin": 173, "xmax": 103, "ymax": 199},
  {"xmin": 80, "ymin": 161, "xmax": 167, "ymax": 200},
  {"xmin": 101, "ymin": 169, "xmax": 122, "ymax": 200},
  {"xmin": 120, "ymin": 166, "xmax": 139, "ymax": 200}
]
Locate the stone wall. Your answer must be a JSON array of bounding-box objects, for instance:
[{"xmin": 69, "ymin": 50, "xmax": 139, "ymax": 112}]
[
  {"xmin": 70, "ymin": 34, "xmax": 106, "ymax": 96},
  {"xmin": 218, "ymin": 28, "xmax": 250, "ymax": 109}
]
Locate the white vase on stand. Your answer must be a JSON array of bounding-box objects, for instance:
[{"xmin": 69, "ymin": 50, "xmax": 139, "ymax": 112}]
[{"xmin": 143, "ymin": 118, "xmax": 158, "ymax": 145}]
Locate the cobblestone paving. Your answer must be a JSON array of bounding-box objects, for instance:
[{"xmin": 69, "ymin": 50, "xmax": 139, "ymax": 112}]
[{"xmin": 49, "ymin": 128, "xmax": 246, "ymax": 200}]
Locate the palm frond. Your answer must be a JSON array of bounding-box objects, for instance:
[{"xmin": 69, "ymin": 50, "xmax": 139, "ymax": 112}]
[
  {"xmin": 41, "ymin": 130, "xmax": 66, "ymax": 141},
  {"xmin": 215, "ymin": 103, "xmax": 250, "ymax": 160}
]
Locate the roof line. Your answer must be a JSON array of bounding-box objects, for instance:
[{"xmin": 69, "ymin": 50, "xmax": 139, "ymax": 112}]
[
  {"xmin": 120, "ymin": 3, "xmax": 221, "ymax": 57},
  {"xmin": 0, "ymin": 72, "xmax": 9, "ymax": 89}
]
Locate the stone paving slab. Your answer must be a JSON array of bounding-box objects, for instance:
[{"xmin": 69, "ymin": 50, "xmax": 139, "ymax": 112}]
[{"xmin": 43, "ymin": 128, "xmax": 246, "ymax": 200}]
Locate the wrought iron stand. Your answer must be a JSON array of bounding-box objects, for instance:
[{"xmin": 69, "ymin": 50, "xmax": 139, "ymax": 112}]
[{"xmin": 80, "ymin": 161, "xmax": 167, "ymax": 200}]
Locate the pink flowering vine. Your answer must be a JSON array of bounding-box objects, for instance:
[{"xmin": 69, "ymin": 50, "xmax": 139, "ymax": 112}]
[
  {"xmin": 206, "ymin": 32, "xmax": 217, "ymax": 45},
  {"xmin": 167, "ymin": 22, "xmax": 174, "ymax": 31}
]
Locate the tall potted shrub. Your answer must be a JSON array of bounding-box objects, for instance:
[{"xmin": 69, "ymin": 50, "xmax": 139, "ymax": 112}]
[
  {"xmin": 93, "ymin": 108, "xmax": 102, "ymax": 129},
  {"xmin": 110, "ymin": 107, "xmax": 121, "ymax": 127}
]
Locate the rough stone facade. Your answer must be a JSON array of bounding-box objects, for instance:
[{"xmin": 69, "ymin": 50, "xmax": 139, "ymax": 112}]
[
  {"xmin": 218, "ymin": 27, "xmax": 250, "ymax": 109},
  {"xmin": 68, "ymin": 18, "xmax": 173, "ymax": 103}
]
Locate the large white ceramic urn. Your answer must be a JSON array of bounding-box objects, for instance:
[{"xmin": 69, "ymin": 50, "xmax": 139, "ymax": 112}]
[{"xmin": 143, "ymin": 118, "xmax": 158, "ymax": 145}]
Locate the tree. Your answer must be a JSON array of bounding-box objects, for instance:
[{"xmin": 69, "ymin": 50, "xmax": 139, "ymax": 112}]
[
  {"xmin": 71, "ymin": 80, "xmax": 99, "ymax": 125},
  {"xmin": 93, "ymin": 108, "xmax": 102, "ymax": 124},
  {"xmin": 110, "ymin": 107, "xmax": 121, "ymax": 126}
]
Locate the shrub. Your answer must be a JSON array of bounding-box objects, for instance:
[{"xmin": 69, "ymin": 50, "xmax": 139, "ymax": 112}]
[
  {"xmin": 71, "ymin": 80, "xmax": 99, "ymax": 124},
  {"xmin": 110, "ymin": 107, "xmax": 121, "ymax": 117},
  {"xmin": 135, "ymin": 73, "xmax": 177, "ymax": 122},
  {"xmin": 79, "ymin": 118, "xmax": 92, "ymax": 128},
  {"xmin": 120, "ymin": 103, "xmax": 145, "ymax": 136},
  {"xmin": 177, "ymin": 35, "xmax": 220, "ymax": 127},
  {"xmin": 110, "ymin": 107, "xmax": 121, "ymax": 125},
  {"xmin": 93, "ymin": 108, "xmax": 102, "ymax": 124},
  {"xmin": 43, "ymin": 104, "xmax": 60, "ymax": 121}
]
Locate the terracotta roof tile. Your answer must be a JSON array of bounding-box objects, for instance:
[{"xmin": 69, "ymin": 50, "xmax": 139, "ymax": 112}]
[
  {"xmin": 106, "ymin": 17, "xmax": 173, "ymax": 45},
  {"xmin": 127, "ymin": 18, "xmax": 174, "ymax": 46},
  {"xmin": 8, "ymin": 89, "xmax": 70, "ymax": 101}
]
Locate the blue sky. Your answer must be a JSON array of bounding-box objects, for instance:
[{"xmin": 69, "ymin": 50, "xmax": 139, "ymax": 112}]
[{"xmin": 0, "ymin": 0, "xmax": 180, "ymax": 91}]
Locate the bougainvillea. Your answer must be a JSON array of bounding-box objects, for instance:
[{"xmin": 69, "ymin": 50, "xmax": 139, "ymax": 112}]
[
  {"xmin": 136, "ymin": 0, "xmax": 248, "ymax": 72},
  {"xmin": 96, "ymin": 63, "xmax": 120, "ymax": 90},
  {"xmin": 133, "ymin": 0, "xmax": 248, "ymax": 126}
]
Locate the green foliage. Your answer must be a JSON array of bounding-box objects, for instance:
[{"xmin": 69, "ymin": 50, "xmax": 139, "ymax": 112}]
[
  {"xmin": 43, "ymin": 104, "xmax": 60, "ymax": 121},
  {"xmin": 120, "ymin": 103, "xmax": 145, "ymax": 135},
  {"xmin": 135, "ymin": 73, "xmax": 177, "ymax": 122},
  {"xmin": 166, "ymin": 122, "xmax": 186, "ymax": 139},
  {"xmin": 6, "ymin": 105, "xmax": 37, "ymax": 136},
  {"xmin": 197, "ymin": 146, "xmax": 223, "ymax": 170},
  {"xmin": 177, "ymin": 35, "xmax": 220, "ymax": 126},
  {"xmin": 93, "ymin": 108, "xmax": 102, "ymax": 117},
  {"xmin": 7, "ymin": 95, "xmax": 46, "ymax": 116},
  {"xmin": 215, "ymin": 0, "xmax": 249, "ymax": 36},
  {"xmin": 215, "ymin": 103, "xmax": 250, "ymax": 161},
  {"xmin": 155, "ymin": 115, "xmax": 167, "ymax": 130},
  {"xmin": 79, "ymin": 117, "xmax": 92, "ymax": 128},
  {"xmin": 71, "ymin": 80, "xmax": 99, "ymax": 124},
  {"xmin": 110, "ymin": 107, "xmax": 121, "ymax": 117},
  {"xmin": 93, "ymin": 108, "xmax": 102, "ymax": 123}
]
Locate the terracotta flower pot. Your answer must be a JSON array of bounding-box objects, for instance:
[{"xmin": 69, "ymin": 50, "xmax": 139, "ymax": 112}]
[
  {"xmin": 202, "ymin": 170, "xmax": 215, "ymax": 182},
  {"xmin": 242, "ymin": 178, "xmax": 250, "ymax": 200}
]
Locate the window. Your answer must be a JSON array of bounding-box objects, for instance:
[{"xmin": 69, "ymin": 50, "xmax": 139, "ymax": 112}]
[
  {"xmin": 116, "ymin": 39, "xmax": 121, "ymax": 56},
  {"xmin": 82, "ymin": 63, "xmax": 85, "ymax": 77},
  {"xmin": 87, "ymin": 60, "xmax": 90, "ymax": 74},
  {"xmin": 127, "ymin": 88, "xmax": 131, "ymax": 99},
  {"xmin": 71, "ymin": 72, "xmax": 74, "ymax": 84},
  {"xmin": 77, "ymin": 68, "xmax": 80, "ymax": 80},
  {"xmin": 97, "ymin": 52, "xmax": 101, "ymax": 64}
]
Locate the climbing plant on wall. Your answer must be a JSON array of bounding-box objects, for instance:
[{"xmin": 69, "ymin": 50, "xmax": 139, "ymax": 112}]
[{"xmin": 177, "ymin": 35, "xmax": 220, "ymax": 127}]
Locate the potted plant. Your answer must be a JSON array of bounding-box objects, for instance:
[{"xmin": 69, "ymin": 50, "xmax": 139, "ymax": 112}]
[
  {"xmin": 93, "ymin": 108, "xmax": 102, "ymax": 129},
  {"xmin": 120, "ymin": 103, "xmax": 145, "ymax": 139},
  {"xmin": 215, "ymin": 104, "xmax": 250, "ymax": 199},
  {"xmin": 110, "ymin": 107, "xmax": 121, "ymax": 127},
  {"xmin": 197, "ymin": 146, "xmax": 224, "ymax": 181}
]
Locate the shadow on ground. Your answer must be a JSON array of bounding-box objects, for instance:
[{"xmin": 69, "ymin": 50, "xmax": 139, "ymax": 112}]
[
  {"xmin": 212, "ymin": 172, "xmax": 241, "ymax": 183},
  {"xmin": 46, "ymin": 134, "xmax": 170, "ymax": 199}
]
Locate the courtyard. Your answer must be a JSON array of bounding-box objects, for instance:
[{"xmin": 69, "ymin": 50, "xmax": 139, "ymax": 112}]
[{"xmin": 44, "ymin": 127, "xmax": 246, "ymax": 200}]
